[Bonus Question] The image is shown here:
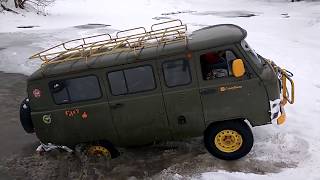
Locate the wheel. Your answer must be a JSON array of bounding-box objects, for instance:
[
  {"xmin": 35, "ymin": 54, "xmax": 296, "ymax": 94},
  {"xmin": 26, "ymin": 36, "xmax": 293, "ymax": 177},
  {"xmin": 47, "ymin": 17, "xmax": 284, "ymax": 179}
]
[
  {"xmin": 86, "ymin": 141, "xmax": 120, "ymax": 159},
  {"xmin": 204, "ymin": 120, "xmax": 253, "ymax": 160},
  {"xmin": 19, "ymin": 98, "xmax": 34, "ymax": 133}
]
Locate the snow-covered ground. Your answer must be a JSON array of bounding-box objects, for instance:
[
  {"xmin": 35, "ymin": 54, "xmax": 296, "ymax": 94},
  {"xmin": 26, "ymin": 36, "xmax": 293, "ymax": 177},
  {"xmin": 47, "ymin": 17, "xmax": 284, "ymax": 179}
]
[{"xmin": 1, "ymin": 0, "xmax": 320, "ymax": 179}]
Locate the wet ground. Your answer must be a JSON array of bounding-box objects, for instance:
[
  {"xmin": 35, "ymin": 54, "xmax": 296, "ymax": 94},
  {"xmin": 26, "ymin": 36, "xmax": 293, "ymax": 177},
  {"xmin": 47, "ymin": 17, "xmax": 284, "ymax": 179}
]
[{"xmin": 0, "ymin": 72, "xmax": 38, "ymax": 179}]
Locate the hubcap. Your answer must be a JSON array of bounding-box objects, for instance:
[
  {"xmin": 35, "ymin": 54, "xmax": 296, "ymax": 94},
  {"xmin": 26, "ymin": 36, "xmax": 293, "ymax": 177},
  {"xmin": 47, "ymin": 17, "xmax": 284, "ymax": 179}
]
[
  {"xmin": 214, "ymin": 130, "xmax": 243, "ymax": 153},
  {"xmin": 88, "ymin": 145, "xmax": 111, "ymax": 158}
]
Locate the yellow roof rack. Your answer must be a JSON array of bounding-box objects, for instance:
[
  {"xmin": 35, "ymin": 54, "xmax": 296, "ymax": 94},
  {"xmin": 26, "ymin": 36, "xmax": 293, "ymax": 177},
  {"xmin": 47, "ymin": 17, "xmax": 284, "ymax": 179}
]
[{"xmin": 30, "ymin": 19, "xmax": 188, "ymax": 66}]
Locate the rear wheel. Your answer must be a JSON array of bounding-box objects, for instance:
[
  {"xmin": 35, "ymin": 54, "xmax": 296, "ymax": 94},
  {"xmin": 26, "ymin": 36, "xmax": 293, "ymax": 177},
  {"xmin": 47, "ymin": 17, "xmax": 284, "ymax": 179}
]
[
  {"xmin": 86, "ymin": 141, "xmax": 120, "ymax": 159},
  {"xmin": 204, "ymin": 120, "xmax": 253, "ymax": 160}
]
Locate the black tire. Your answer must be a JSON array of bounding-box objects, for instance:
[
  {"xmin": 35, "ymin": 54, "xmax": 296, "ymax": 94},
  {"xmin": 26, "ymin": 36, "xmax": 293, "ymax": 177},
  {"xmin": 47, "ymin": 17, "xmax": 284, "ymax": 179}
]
[
  {"xmin": 19, "ymin": 98, "xmax": 34, "ymax": 133},
  {"xmin": 204, "ymin": 120, "xmax": 253, "ymax": 160},
  {"xmin": 87, "ymin": 140, "xmax": 120, "ymax": 159}
]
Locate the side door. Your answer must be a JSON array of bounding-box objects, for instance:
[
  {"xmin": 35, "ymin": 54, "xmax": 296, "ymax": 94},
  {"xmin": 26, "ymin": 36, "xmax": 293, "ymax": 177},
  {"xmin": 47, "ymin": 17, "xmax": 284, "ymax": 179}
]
[
  {"xmin": 105, "ymin": 61, "xmax": 170, "ymax": 146},
  {"xmin": 157, "ymin": 55, "xmax": 205, "ymax": 139},
  {"xmin": 195, "ymin": 46, "xmax": 269, "ymax": 126}
]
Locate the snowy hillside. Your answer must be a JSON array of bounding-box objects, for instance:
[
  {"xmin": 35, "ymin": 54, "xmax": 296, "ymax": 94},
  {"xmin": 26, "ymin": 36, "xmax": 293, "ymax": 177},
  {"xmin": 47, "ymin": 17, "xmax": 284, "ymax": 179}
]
[{"xmin": 1, "ymin": 0, "xmax": 320, "ymax": 179}]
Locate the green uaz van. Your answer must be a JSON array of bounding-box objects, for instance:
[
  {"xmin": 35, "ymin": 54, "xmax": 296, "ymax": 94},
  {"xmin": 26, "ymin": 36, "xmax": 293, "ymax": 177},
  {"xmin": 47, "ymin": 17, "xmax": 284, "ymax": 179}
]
[{"xmin": 20, "ymin": 20, "xmax": 294, "ymax": 160}]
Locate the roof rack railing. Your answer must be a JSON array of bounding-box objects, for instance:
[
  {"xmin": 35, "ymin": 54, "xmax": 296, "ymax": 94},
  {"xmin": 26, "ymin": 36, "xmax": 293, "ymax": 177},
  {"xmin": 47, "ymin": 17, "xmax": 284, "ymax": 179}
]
[{"xmin": 30, "ymin": 19, "xmax": 188, "ymax": 66}]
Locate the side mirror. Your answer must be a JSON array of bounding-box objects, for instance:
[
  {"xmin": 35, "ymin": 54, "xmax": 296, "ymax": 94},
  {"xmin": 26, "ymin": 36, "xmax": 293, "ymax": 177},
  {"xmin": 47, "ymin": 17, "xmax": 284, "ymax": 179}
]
[{"xmin": 232, "ymin": 59, "xmax": 246, "ymax": 78}]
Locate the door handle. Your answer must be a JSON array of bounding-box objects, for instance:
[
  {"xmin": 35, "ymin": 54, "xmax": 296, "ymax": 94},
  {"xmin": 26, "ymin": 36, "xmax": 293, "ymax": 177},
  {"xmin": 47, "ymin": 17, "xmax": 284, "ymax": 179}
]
[
  {"xmin": 200, "ymin": 88, "xmax": 217, "ymax": 95},
  {"xmin": 110, "ymin": 103, "xmax": 124, "ymax": 109}
]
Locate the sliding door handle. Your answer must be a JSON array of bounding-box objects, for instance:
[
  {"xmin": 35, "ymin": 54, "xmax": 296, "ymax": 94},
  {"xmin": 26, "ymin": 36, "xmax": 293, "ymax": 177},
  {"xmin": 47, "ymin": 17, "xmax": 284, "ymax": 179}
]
[{"xmin": 110, "ymin": 103, "xmax": 124, "ymax": 109}]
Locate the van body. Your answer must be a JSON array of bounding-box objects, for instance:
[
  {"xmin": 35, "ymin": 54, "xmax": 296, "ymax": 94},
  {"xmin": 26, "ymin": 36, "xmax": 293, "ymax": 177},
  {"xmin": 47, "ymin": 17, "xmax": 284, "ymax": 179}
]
[{"xmin": 20, "ymin": 20, "xmax": 294, "ymax": 160}]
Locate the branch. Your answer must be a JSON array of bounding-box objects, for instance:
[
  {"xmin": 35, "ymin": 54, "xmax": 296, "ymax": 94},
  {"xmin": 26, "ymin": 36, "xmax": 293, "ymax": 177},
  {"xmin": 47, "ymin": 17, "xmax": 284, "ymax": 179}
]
[{"xmin": 0, "ymin": 3, "xmax": 19, "ymax": 14}]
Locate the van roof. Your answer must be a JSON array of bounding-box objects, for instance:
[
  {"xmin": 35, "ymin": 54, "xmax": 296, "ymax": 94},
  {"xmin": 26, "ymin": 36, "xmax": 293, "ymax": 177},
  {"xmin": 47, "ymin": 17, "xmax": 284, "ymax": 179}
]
[{"xmin": 29, "ymin": 24, "xmax": 247, "ymax": 81}]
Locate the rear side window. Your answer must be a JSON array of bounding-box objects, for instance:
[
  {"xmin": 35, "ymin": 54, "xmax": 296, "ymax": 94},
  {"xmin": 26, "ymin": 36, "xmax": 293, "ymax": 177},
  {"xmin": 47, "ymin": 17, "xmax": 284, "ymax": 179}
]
[
  {"xmin": 162, "ymin": 59, "xmax": 192, "ymax": 87},
  {"xmin": 49, "ymin": 75, "xmax": 101, "ymax": 104},
  {"xmin": 108, "ymin": 65, "xmax": 156, "ymax": 95}
]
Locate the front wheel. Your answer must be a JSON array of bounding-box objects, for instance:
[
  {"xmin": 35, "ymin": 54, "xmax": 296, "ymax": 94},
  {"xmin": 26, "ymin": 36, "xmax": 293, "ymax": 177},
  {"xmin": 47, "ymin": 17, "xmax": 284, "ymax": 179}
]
[{"xmin": 204, "ymin": 120, "xmax": 253, "ymax": 160}]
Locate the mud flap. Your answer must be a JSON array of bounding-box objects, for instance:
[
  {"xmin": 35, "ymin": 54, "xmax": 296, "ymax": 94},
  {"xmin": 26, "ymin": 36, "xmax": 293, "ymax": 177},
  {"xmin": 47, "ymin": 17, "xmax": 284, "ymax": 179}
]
[{"xmin": 277, "ymin": 104, "xmax": 286, "ymax": 125}]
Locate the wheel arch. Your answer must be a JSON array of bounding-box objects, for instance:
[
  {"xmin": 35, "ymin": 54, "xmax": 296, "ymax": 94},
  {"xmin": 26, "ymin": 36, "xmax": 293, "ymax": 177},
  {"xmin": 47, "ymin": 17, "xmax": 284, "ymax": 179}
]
[{"xmin": 204, "ymin": 118, "xmax": 252, "ymax": 134}]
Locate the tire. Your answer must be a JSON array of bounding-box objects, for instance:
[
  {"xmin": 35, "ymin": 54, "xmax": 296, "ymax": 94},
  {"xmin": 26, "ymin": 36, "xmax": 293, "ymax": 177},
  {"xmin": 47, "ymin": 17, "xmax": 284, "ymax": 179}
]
[
  {"xmin": 19, "ymin": 98, "xmax": 34, "ymax": 133},
  {"xmin": 87, "ymin": 140, "xmax": 120, "ymax": 159},
  {"xmin": 204, "ymin": 120, "xmax": 253, "ymax": 160}
]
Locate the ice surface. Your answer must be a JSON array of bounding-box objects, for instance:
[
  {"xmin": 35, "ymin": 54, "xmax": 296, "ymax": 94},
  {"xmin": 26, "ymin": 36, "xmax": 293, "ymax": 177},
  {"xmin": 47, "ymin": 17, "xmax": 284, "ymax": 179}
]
[{"xmin": 1, "ymin": 0, "xmax": 320, "ymax": 179}]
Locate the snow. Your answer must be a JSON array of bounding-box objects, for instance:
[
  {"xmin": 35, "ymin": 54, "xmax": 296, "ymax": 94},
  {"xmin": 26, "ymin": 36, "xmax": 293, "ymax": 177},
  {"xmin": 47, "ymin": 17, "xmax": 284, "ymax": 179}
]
[{"xmin": 1, "ymin": 0, "xmax": 320, "ymax": 179}]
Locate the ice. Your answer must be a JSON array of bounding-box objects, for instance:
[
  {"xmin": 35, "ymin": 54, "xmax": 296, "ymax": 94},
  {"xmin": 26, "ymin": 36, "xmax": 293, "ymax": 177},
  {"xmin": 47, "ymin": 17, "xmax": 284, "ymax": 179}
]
[{"xmin": 1, "ymin": 0, "xmax": 320, "ymax": 179}]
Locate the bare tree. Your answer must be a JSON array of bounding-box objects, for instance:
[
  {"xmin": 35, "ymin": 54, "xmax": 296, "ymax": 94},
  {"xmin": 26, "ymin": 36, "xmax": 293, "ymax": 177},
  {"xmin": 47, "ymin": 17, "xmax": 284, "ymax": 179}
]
[
  {"xmin": 25, "ymin": 0, "xmax": 54, "ymax": 14},
  {"xmin": 1, "ymin": 0, "xmax": 54, "ymax": 15},
  {"xmin": 14, "ymin": 0, "xmax": 25, "ymax": 8},
  {"xmin": 1, "ymin": 0, "xmax": 19, "ymax": 13},
  {"xmin": 11, "ymin": 0, "xmax": 53, "ymax": 14}
]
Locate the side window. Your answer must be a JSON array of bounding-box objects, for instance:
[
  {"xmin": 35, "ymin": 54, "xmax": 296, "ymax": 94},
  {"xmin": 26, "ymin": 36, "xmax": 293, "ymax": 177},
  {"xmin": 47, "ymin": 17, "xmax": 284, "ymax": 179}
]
[
  {"xmin": 108, "ymin": 71, "xmax": 127, "ymax": 95},
  {"xmin": 49, "ymin": 75, "xmax": 101, "ymax": 104},
  {"xmin": 108, "ymin": 65, "xmax": 156, "ymax": 96},
  {"xmin": 68, "ymin": 76, "xmax": 101, "ymax": 101},
  {"xmin": 162, "ymin": 59, "xmax": 192, "ymax": 87},
  {"xmin": 52, "ymin": 86, "xmax": 69, "ymax": 104},
  {"xmin": 200, "ymin": 50, "xmax": 238, "ymax": 80},
  {"xmin": 124, "ymin": 66, "xmax": 155, "ymax": 93}
]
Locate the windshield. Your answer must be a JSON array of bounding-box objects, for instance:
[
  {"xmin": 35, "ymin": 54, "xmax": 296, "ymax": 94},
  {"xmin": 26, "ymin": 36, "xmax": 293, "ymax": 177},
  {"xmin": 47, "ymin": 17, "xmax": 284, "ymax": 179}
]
[{"xmin": 241, "ymin": 40, "xmax": 263, "ymax": 68}]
